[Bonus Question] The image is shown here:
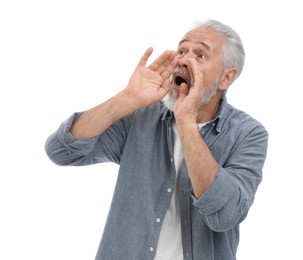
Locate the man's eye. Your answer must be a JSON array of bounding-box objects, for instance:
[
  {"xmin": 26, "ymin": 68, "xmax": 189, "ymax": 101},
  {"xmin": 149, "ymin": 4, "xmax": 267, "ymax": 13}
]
[
  {"xmin": 198, "ymin": 53, "xmax": 206, "ymax": 59},
  {"xmin": 178, "ymin": 50, "xmax": 186, "ymax": 57}
]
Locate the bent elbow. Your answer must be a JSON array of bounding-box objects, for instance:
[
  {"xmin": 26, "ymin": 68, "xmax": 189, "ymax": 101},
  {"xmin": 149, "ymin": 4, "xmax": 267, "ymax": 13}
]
[
  {"xmin": 205, "ymin": 203, "xmax": 249, "ymax": 232},
  {"xmin": 44, "ymin": 132, "xmax": 73, "ymax": 166}
]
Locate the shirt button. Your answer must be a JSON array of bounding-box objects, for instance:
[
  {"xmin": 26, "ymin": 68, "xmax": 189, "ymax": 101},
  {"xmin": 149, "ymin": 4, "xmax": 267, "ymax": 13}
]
[
  {"xmin": 149, "ymin": 247, "xmax": 154, "ymax": 252},
  {"xmin": 167, "ymin": 188, "xmax": 172, "ymax": 193},
  {"xmin": 156, "ymin": 218, "xmax": 161, "ymax": 223},
  {"xmin": 170, "ymin": 157, "xmax": 173, "ymax": 162}
]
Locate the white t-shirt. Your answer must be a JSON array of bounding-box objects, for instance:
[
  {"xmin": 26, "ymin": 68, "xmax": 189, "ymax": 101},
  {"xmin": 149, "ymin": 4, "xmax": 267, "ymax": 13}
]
[
  {"xmin": 154, "ymin": 122, "xmax": 184, "ymax": 259},
  {"xmin": 155, "ymin": 122, "xmax": 208, "ymax": 259}
]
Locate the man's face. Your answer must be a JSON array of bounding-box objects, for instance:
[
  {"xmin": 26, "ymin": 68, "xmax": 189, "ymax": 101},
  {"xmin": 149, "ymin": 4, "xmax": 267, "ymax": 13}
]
[{"xmin": 163, "ymin": 28, "xmax": 225, "ymax": 111}]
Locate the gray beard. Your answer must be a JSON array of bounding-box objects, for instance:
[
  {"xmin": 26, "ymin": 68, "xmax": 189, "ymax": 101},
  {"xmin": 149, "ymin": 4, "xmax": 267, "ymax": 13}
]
[{"xmin": 162, "ymin": 80, "xmax": 219, "ymax": 112}]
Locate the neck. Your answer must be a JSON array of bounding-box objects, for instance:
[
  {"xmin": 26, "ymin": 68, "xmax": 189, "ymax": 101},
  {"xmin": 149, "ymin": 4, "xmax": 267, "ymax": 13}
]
[{"xmin": 196, "ymin": 94, "xmax": 221, "ymax": 123}]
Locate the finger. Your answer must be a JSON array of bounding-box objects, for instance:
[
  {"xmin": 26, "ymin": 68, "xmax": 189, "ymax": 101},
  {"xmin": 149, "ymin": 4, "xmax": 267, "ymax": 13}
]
[
  {"xmin": 188, "ymin": 58, "xmax": 203, "ymax": 88},
  {"xmin": 155, "ymin": 51, "xmax": 177, "ymax": 74},
  {"xmin": 160, "ymin": 78, "xmax": 172, "ymax": 93},
  {"xmin": 148, "ymin": 50, "xmax": 172, "ymax": 71},
  {"xmin": 160, "ymin": 53, "xmax": 178, "ymax": 80},
  {"xmin": 137, "ymin": 47, "xmax": 153, "ymax": 67},
  {"xmin": 187, "ymin": 59, "xmax": 204, "ymax": 101},
  {"xmin": 179, "ymin": 82, "xmax": 189, "ymax": 97}
]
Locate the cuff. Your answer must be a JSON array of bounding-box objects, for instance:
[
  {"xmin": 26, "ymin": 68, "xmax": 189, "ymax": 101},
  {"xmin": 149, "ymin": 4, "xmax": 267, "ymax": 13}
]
[
  {"xmin": 58, "ymin": 112, "xmax": 99, "ymax": 155},
  {"xmin": 191, "ymin": 165, "xmax": 238, "ymax": 215}
]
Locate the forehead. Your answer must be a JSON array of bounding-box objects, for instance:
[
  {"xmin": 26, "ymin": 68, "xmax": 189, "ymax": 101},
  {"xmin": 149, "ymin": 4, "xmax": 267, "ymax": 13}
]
[{"xmin": 179, "ymin": 28, "xmax": 225, "ymax": 51}]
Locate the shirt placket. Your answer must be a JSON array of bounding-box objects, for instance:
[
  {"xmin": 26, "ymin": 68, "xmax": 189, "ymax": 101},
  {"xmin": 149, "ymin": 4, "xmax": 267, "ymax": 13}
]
[{"xmin": 146, "ymin": 116, "xmax": 177, "ymax": 259}]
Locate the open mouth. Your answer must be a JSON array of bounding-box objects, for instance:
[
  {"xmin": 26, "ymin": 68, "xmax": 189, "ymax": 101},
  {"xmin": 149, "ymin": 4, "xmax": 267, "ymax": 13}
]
[
  {"xmin": 173, "ymin": 68, "xmax": 191, "ymax": 88},
  {"xmin": 175, "ymin": 76, "xmax": 188, "ymax": 86}
]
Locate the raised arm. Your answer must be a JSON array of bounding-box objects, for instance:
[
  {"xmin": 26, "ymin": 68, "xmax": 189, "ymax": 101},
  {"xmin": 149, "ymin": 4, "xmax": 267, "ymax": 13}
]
[{"xmin": 70, "ymin": 47, "xmax": 177, "ymax": 140}]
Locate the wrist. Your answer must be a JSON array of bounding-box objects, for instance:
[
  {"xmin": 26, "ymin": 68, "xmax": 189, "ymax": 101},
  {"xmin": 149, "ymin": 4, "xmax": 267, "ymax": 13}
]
[
  {"xmin": 119, "ymin": 88, "xmax": 144, "ymax": 111},
  {"xmin": 116, "ymin": 89, "xmax": 142, "ymax": 113},
  {"xmin": 175, "ymin": 119, "xmax": 199, "ymax": 138}
]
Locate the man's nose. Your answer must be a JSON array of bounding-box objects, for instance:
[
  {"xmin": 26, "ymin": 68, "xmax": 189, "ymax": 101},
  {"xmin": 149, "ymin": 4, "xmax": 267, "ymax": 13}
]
[{"xmin": 178, "ymin": 52, "xmax": 193, "ymax": 67}]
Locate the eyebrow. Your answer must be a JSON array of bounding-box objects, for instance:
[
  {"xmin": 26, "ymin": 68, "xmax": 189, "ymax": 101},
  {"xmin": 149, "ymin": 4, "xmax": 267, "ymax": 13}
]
[{"xmin": 178, "ymin": 39, "xmax": 211, "ymax": 51}]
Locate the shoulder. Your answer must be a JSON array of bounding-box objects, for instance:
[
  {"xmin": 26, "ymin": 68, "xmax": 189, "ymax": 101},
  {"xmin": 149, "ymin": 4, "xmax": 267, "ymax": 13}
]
[
  {"xmin": 228, "ymin": 104, "xmax": 267, "ymax": 135},
  {"xmin": 213, "ymin": 98, "xmax": 268, "ymax": 154},
  {"xmin": 218, "ymin": 97, "xmax": 268, "ymax": 136}
]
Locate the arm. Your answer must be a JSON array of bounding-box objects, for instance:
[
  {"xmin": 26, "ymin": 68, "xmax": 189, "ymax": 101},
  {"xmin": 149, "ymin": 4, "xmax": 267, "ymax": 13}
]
[
  {"xmin": 176, "ymin": 100, "xmax": 268, "ymax": 232},
  {"xmin": 192, "ymin": 126, "xmax": 268, "ymax": 231},
  {"xmin": 174, "ymin": 59, "xmax": 268, "ymax": 231},
  {"xmin": 45, "ymin": 47, "xmax": 177, "ymax": 165},
  {"xmin": 70, "ymin": 47, "xmax": 177, "ymax": 140},
  {"xmin": 177, "ymin": 123, "xmax": 218, "ymax": 198},
  {"xmin": 174, "ymin": 58, "xmax": 218, "ymax": 198}
]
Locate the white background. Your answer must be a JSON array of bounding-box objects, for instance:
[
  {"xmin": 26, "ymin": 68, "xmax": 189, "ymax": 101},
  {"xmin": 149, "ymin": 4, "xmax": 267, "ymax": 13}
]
[{"xmin": 1, "ymin": 0, "xmax": 302, "ymax": 259}]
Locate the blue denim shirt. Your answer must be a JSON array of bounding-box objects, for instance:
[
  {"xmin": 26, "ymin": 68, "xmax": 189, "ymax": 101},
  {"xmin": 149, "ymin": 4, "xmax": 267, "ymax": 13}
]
[{"xmin": 45, "ymin": 96, "xmax": 268, "ymax": 260}]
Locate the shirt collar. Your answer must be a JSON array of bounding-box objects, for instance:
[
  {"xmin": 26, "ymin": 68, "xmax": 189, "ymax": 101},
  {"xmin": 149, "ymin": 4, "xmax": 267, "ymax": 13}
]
[
  {"xmin": 160, "ymin": 103, "xmax": 174, "ymax": 121},
  {"xmin": 160, "ymin": 96, "xmax": 230, "ymax": 133},
  {"xmin": 211, "ymin": 95, "xmax": 230, "ymax": 133}
]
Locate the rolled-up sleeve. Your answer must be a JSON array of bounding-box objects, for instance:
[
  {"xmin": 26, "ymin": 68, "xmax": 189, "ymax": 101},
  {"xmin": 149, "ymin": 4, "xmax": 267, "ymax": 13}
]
[
  {"xmin": 45, "ymin": 113, "xmax": 100, "ymax": 166},
  {"xmin": 191, "ymin": 123, "xmax": 268, "ymax": 232}
]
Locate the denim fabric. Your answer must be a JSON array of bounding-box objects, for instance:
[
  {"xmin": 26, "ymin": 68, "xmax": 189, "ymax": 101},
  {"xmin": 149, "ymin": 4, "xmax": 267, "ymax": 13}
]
[{"xmin": 45, "ymin": 96, "xmax": 268, "ymax": 260}]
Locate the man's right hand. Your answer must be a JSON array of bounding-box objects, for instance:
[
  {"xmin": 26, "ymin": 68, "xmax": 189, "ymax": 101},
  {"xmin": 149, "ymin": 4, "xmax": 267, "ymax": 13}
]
[{"xmin": 123, "ymin": 47, "xmax": 177, "ymax": 109}]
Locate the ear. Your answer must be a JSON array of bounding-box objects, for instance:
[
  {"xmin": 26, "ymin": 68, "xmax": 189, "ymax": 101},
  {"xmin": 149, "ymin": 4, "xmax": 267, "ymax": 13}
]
[{"xmin": 218, "ymin": 68, "xmax": 237, "ymax": 91}]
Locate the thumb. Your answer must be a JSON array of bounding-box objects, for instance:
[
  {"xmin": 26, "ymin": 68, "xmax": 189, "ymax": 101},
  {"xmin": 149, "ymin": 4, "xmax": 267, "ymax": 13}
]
[{"xmin": 179, "ymin": 83, "xmax": 189, "ymax": 97}]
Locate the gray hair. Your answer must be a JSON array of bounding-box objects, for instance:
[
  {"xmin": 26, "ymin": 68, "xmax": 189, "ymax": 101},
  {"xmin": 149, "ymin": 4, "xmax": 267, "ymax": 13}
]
[{"xmin": 194, "ymin": 19, "xmax": 245, "ymax": 79}]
